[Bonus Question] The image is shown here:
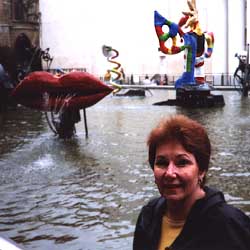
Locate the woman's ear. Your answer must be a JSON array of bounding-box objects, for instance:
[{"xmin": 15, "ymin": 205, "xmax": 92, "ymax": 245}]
[{"xmin": 199, "ymin": 170, "xmax": 206, "ymax": 180}]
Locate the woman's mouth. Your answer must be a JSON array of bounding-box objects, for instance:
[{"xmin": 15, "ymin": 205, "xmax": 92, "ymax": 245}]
[{"xmin": 165, "ymin": 184, "xmax": 182, "ymax": 189}]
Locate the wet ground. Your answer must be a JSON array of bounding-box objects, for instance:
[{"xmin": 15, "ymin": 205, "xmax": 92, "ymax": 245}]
[{"xmin": 0, "ymin": 89, "xmax": 250, "ymax": 249}]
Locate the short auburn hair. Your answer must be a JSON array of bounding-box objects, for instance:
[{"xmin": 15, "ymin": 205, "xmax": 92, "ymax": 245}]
[{"xmin": 147, "ymin": 115, "xmax": 211, "ymax": 173}]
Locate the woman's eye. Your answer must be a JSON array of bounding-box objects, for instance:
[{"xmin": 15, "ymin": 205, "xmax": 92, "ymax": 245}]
[
  {"xmin": 155, "ymin": 159, "xmax": 169, "ymax": 168},
  {"xmin": 176, "ymin": 159, "xmax": 190, "ymax": 166}
]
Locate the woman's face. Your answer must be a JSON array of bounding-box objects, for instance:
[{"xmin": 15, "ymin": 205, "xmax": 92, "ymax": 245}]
[{"xmin": 154, "ymin": 141, "xmax": 205, "ymax": 202}]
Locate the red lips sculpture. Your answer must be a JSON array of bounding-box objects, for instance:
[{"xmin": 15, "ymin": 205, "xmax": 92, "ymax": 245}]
[{"xmin": 11, "ymin": 71, "xmax": 113, "ymax": 111}]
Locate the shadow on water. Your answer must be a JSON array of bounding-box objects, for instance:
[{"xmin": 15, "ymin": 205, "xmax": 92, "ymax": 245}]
[{"xmin": 0, "ymin": 90, "xmax": 250, "ymax": 249}]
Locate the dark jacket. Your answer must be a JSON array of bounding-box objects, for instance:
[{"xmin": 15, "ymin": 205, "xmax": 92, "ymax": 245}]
[{"xmin": 133, "ymin": 186, "xmax": 250, "ymax": 250}]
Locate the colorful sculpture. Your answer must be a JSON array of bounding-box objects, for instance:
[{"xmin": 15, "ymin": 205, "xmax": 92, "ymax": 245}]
[
  {"xmin": 153, "ymin": 0, "xmax": 224, "ymax": 107},
  {"xmin": 154, "ymin": 0, "xmax": 214, "ymax": 88}
]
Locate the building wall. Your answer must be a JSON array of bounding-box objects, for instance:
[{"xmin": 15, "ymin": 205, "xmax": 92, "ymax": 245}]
[
  {"xmin": 0, "ymin": 0, "xmax": 11, "ymax": 46},
  {"xmin": 227, "ymin": 0, "xmax": 245, "ymax": 76},
  {"xmin": 0, "ymin": 0, "xmax": 40, "ymax": 48},
  {"xmin": 40, "ymin": 0, "xmax": 246, "ymax": 77}
]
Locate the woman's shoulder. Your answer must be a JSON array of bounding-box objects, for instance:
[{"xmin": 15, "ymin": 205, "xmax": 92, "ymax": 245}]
[
  {"xmin": 188, "ymin": 187, "xmax": 250, "ymax": 249},
  {"xmin": 204, "ymin": 187, "xmax": 248, "ymax": 216},
  {"xmin": 217, "ymin": 201, "xmax": 250, "ymax": 226},
  {"xmin": 212, "ymin": 203, "xmax": 250, "ymax": 248},
  {"xmin": 202, "ymin": 187, "xmax": 250, "ymax": 232},
  {"xmin": 138, "ymin": 196, "xmax": 166, "ymax": 220},
  {"xmin": 142, "ymin": 196, "xmax": 166, "ymax": 211},
  {"xmin": 135, "ymin": 196, "xmax": 166, "ymax": 234}
]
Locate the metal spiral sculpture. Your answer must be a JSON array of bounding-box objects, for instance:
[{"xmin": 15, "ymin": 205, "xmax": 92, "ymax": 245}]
[{"xmin": 102, "ymin": 45, "xmax": 123, "ymax": 92}]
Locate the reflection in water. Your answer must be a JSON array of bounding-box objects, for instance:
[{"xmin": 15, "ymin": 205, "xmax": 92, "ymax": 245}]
[{"xmin": 0, "ymin": 90, "xmax": 250, "ymax": 249}]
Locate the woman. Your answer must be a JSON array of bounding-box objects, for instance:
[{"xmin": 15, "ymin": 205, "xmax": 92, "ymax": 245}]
[{"xmin": 133, "ymin": 114, "xmax": 250, "ymax": 250}]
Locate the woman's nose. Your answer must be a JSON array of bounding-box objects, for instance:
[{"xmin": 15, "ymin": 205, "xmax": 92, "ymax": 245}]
[{"xmin": 164, "ymin": 162, "xmax": 177, "ymax": 178}]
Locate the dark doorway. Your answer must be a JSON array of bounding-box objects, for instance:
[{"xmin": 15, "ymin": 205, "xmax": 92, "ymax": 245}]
[{"xmin": 14, "ymin": 33, "xmax": 43, "ymax": 80}]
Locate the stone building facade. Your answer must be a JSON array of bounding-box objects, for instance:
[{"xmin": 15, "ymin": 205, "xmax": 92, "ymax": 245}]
[
  {"xmin": 0, "ymin": 0, "xmax": 43, "ymax": 82},
  {"xmin": 0, "ymin": 0, "xmax": 40, "ymax": 48}
]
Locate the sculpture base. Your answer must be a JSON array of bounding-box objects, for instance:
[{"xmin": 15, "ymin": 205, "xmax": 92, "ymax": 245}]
[{"xmin": 153, "ymin": 87, "xmax": 225, "ymax": 107}]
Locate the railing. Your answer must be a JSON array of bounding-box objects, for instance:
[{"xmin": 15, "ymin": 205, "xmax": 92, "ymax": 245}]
[
  {"xmin": 101, "ymin": 73, "xmax": 235, "ymax": 86},
  {"xmin": 48, "ymin": 68, "xmax": 235, "ymax": 86}
]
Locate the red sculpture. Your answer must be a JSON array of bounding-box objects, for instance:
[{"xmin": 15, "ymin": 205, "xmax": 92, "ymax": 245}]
[{"xmin": 11, "ymin": 71, "xmax": 113, "ymax": 111}]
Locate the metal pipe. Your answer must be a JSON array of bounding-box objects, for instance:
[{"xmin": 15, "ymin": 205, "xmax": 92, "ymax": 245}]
[
  {"xmin": 225, "ymin": 0, "xmax": 229, "ymax": 85},
  {"xmin": 83, "ymin": 108, "xmax": 88, "ymax": 138}
]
